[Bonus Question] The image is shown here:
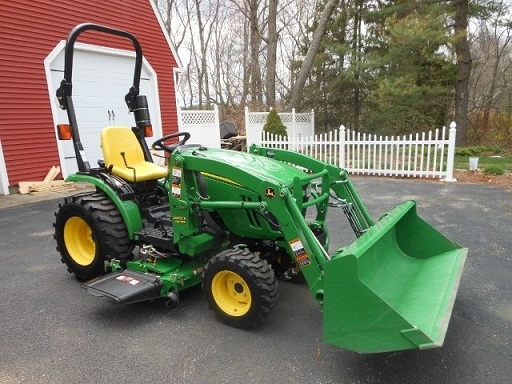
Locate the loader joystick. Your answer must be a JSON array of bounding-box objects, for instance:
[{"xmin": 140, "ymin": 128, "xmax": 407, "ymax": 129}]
[{"xmin": 152, "ymin": 132, "xmax": 191, "ymax": 153}]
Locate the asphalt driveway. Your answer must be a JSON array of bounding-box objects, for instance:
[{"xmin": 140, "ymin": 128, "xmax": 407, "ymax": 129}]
[{"xmin": 0, "ymin": 177, "xmax": 510, "ymax": 384}]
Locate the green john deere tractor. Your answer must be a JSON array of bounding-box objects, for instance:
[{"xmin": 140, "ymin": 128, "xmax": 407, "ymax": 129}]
[{"xmin": 53, "ymin": 24, "xmax": 467, "ymax": 353}]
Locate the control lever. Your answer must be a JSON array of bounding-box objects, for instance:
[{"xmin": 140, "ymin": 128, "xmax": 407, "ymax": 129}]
[{"xmin": 120, "ymin": 151, "xmax": 137, "ymax": 182}]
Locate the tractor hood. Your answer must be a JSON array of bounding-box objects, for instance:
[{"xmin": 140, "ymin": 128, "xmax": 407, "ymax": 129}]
[{"xmin": 179, "ymin": 146, "xmax": 311, "ymax": 188}]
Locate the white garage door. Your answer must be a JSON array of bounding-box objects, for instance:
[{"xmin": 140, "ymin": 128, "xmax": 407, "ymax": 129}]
[{"xmin": 45, "ymin": 42, "xmax": 162, "ymax": 177}]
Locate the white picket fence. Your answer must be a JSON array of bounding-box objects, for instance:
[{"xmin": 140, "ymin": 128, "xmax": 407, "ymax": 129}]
[{"xmin": 261, "ymin": 122, "xmax": 457, "ymax": 181}]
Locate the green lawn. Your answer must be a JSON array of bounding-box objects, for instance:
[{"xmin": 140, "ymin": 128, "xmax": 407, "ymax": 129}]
[{"xmin": 454, "ymin": 155, "xmax": 512, "ymax": 172}]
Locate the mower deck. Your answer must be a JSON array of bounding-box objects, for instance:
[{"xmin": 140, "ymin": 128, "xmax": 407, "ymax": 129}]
[{"xmin": 82, "ymin": 270, "xmax": 163, "ymax": 305}]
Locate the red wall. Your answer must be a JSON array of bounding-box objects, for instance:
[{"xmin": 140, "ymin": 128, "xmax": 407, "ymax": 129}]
[{"xmin": 0, "ymin": 0, "xmax": 179, "ymax": 185}]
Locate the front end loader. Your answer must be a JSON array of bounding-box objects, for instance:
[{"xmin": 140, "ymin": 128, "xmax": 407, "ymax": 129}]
[{"xmin": 53, "ymin": 23, "xmax": 467, "ymax": 353}]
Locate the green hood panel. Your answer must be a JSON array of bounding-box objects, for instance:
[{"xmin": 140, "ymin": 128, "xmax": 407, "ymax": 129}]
[{"xmin": 182, "ymin": 147, "xmax": 309, "ymax": 186}]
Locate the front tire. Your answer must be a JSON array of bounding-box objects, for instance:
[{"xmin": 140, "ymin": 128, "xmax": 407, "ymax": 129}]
[
  {"xmin": 53, "ymin": 191, "xmax": 133, "ymax": 281},
  {"xmin": 203, "ymin": 247, "xmax": 278, "ymax": 328}
]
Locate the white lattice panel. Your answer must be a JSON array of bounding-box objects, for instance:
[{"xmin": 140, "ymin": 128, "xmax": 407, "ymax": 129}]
[
  {"xmin": 295, "ymin": 113, "xmax": 312, "ymax": 123},
  {"xmin": 181, "ymin": 111, "xmax": 217, "ymax": 125},
  {"xmin": 248, "ymin": 114, "xmax": 268, "ymax": 125},
  {"xmin": 178, "ymin": 107, "xmax": 221, "ymax": 148},
  {"xmin": 279, "ymin": 113, "xmax": 294, "ymax": 123}
]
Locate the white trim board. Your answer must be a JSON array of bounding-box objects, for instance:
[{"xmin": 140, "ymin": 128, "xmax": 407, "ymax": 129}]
[{"xmin": 0, "ymin": 139, "xmax": 10, "ymax": 195}]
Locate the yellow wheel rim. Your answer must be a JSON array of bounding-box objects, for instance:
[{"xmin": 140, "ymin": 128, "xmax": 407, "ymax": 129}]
[
  {"xmin": 63, "ymin": 216, "xmax": 96, "ymax": 266},
  {"xmin": 211, "ymin": 270, "xmax": 252, "ymax": 317}
]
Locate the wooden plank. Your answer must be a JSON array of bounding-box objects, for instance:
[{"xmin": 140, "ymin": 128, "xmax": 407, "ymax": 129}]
[
  {"xmin": 29, "ymin": 182, "xmax": 74, "ymax": 194},
  {"xmin": 42, "ymin": 165, "xmax": 60, "ymax": 184},
  {"xmin": 19, "ymin": 180, "xmax": 67, "ymax": 194},
  {"xmin": 52, "ymin": 166, "xmax": 61, "ymax": 181},
  {"xmin": 42, "ymin": 166, "xmax": 56, "ymax": 183}
]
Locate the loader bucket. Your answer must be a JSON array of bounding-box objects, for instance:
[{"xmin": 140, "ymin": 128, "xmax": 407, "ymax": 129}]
[{"xmin": 322, "ymin": 201, "xmax": 467, "ymax": 353}]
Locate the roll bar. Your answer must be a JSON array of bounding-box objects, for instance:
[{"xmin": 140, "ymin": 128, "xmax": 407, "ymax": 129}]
[
  {"xmin": 56, "ymin": 23, "xmax": 143, "ymax": 111},
  {"xmin": 55, "ymin": 23, "xmax": 145, "ymax": 172}
]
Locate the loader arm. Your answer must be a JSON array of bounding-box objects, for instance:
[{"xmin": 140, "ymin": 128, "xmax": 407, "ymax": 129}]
[{"xmin": 248, "ymin": 146, "xmax": 467, "ymax": 353}]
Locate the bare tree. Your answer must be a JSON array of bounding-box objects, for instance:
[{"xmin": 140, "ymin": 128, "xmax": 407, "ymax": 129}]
[
  {"xmin": 164, "ymin": 0, "xmax": 330, "ymax": 111},
  {"xmin": 288, "ymin": 0, "xmax": 340, "ymax": 109},
  {"xmin": 276, "ymin": 0, "xmax": 317, "ymax": 102},
  {"xmin": 155, "ymin": 0, "xmax": 189, "ymax": 49},
  {"xmin": 248, "ymin": 0, "xmax": 263, "ymax": 103},
  {"xmin": 468, "ymin": 3, "xmax": 512, "ymax": 145},
  {"xmin": 265, "ymin": 0, "xmax": 278, "ymax": 107}
]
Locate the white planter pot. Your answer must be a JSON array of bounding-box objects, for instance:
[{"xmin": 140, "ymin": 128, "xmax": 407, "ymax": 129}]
[{"xmin": 469, "ymin": 156, "xmax": 479, "ymax": 171}]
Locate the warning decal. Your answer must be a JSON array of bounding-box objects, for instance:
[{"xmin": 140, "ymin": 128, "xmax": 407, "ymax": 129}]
[
  {"xmin": 116, "ymin": 275, "xmax": 140, "ymax": 285},
  {"xmin": 172, "ymin": 167, "xmax": 182, "ymax": 197},
  {"xmin": 289, "ymin": 238, "xmax": 311, "ymax": 268}
]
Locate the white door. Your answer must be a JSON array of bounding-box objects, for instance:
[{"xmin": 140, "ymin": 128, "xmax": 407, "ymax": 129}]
[{"xmin": 45, "ymin": 42, "xmax": 162, "ymax": 176}]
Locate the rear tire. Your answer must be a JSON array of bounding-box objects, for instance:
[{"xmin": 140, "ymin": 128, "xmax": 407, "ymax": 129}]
[
  {"xmin": 53, "ymin": 191, "xmax": 133, "ymax": 281},
  {"xmin": 203, "ymin": 247, "xmax": 278, "ymax": 328}
]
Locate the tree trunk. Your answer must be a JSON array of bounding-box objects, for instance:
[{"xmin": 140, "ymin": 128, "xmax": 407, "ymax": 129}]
[
  {"xmin": 453, "ymin": 0, "xmax": 471, "ymax": 146},
  {"xmin": 249, "ymin": 0, "xmax": 262, "ymax": 104},
  {"xmin": 266, "ymin": 0, "xmax": 278, "ymax": 108},
  {"xmin": 194, "ymin": 0, "xmax": 211, "ymax": 108},
  {"xmin": 288, "ymin": 0, "xmax": 340, "ymax": 109},
  {"xmin": 351, "ymin": 0, "xmax": 363, "ymax": 129},
  {"xmin": 241, "ymin": 18, "xmax": 250, "ymax": 106}
]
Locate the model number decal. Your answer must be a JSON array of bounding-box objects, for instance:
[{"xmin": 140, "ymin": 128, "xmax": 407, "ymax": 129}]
[{"xmin": 173, "ymin": 215, "xmax": 187, "ymax": 224}]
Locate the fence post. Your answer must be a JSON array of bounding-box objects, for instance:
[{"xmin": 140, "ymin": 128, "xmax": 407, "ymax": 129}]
[
  {"xmin": 177, "ymin": 107, "xmax": 184, "ymax": 133},
  {"xmin": 244, "ymin": 106, "xmax": 252, "ymax": 149},
  {"xmin": 444, "ymin": 121, "xmax": 457, "ymax": 182},
  {"xmin": 291, "ymin": 108, "xmax": 297, "ymax": 137},
  {"xmin": 290, "ymin": 108, "xmax": 297, "ymax": 151},
  {"xmin": 311, "ymin": 109, "xmax": 315, "ymax": 136},
  {"xmin": 339, "ymin": 125, "xmax": 346, "ymax": 169},
  {"xmin": 214, "ymin": 104, "xmax": 220, "ymax": 130}
]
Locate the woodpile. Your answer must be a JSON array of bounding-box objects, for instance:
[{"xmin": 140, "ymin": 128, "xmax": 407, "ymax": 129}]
[
  {"xmin": 18, "ymin": 166, "xmax": 75, "ymax": 194},
  {"xmin": 221, "ymin": 136, "xmax": 247, "ymax": 152}
]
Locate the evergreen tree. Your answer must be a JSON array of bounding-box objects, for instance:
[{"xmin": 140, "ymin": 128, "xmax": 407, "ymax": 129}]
[
  {"xmin": 293, "ymin": 0, "xmax": 457, "ymax": 135},
  {"xmin": 362, "ymin": 1, "xmax": 456, "ymax": 134},
  {"xmin": 263, "ymin": 109, "xmax": 288, "ymax": 137}
]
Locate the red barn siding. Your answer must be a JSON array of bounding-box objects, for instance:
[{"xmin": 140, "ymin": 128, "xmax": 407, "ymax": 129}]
[{"xmin": 0, "ymin": 0, "xmax": 179, "ymax": 186}]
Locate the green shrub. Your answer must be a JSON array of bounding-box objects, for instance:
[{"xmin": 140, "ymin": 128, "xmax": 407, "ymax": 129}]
[
  {"xmin": 483, "ymin": 165, "xmax": 505, "ymax": 175},
  {"xmin": 455, "ymin": 145, "xmax": 506, "ymax": 156},
  {"xmin": 263, "ymin": 109, "xmax": 288, "ymax": 137},
  {"xmin": 484, "ymin": 146, "xmax": 505, "ymax": 155},
  {"xmin": 455, "ymin": 146, "xmax": 486, "ymax": 157}
]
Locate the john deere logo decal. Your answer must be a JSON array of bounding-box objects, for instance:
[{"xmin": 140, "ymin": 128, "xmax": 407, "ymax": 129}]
[{"xmin": 265, "ymin": 187, "xmax": 275, "ymax": 198}]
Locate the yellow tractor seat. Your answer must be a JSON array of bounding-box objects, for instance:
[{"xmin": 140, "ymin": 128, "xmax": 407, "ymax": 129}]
[{"xmin": 100, "ymin": 126, "xmax": 167, "ymax": 182}]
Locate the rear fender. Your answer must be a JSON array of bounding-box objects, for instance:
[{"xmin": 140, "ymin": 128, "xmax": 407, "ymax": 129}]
[{"xmin": 65, "ymin": 173, "xmax": 143, "ymax": 238}]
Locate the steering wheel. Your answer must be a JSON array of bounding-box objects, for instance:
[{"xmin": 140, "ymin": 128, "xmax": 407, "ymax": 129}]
[{"xmin": 152, "ymin": 132, "xmax": 191, "ymax": 154}]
